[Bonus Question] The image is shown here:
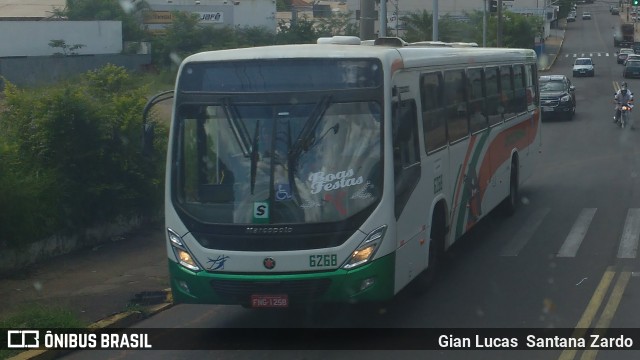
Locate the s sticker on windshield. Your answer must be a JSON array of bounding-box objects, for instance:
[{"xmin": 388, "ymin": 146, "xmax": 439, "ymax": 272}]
[
  {"xmin": 253, "ymin": 201, "xmax": 269, "ymax": 223},
  {"xmin": 308, "ymin": 169, "xmax": 364, "ymax": 194}
]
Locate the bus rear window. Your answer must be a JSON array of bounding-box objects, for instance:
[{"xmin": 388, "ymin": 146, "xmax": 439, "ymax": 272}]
[{"xmin": 179, "ymin": 59, "xmax": 383, "ymax": 92}]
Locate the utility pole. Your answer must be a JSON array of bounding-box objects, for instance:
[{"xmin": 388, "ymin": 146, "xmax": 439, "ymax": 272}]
[
  {"xmin": 433, "ymin": 0, "xmax": 438, "ymax": 41},
  {"xmin": 497, "ymin": 0, "xmax": 503, "ymax": 47},
  {"xmin": 360, "ymin": 0, "xmax": 375, "ymax": 40},
  {"xmin": 379, "ymin": 0, "xmax": 387, "ymax": 37},
  {"xmin": 483, "ymin": 0, "xmax": 487, "ymax": 47},
  {"xmin": 394, "ymin": 0, "xmax": 399, "ymax": 37}
]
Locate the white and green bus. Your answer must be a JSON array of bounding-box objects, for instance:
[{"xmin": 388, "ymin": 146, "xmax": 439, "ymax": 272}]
[{"xmin": 156, "ymin": 36, "xmax": 541, "ymax": 308}]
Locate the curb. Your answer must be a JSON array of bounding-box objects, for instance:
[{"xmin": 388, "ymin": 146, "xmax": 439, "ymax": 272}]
[
  {"xmin": 8, "ymin": 290, "xmax": 173, "ymax": 360},
  {"xmin": 541, "ymin": 20, "xmax": 566, "ymax": 72},
  {"xmin": 541, "ymin": 35, "xmax": 564, "ymax": 72}
]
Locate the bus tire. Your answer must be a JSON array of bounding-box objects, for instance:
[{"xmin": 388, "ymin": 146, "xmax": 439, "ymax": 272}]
[
  {"xmin": 501, "ymin": 157, "xmax": 519, "ymax": 216},
  {"xmin": 413, "ymin": 203, "xmax": 446, "ymax": 294}
]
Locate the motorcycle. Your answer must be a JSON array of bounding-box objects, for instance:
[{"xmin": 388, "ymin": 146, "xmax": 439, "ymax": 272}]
[{"xmin": 619, "ymin": 103, "xmax": 634, "ymax": 129}]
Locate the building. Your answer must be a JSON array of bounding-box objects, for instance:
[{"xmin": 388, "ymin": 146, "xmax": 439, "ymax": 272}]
[
  {"xmin": 0, "ymin": 1, "xmax": 151, "ymax": 87},
  {"xmin": 144, "ymin": 0, "xmax": 276, "ymax": 31},
  {"xmin": 0, "ymin": 0, "xmax": 66, "ymax": 20},
  {"xmin": 276, "ymin": 0, "xmax": 350, "ymax": 30}
]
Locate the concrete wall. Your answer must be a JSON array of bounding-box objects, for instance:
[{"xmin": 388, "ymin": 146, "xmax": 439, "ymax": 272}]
[
  {"xmin": 0, "ymin": 54, "xmax": 152, "ymax": 87},
  {"xmin": 0, "ymin": 21, "xmax": 123, "ymax": 57},
  {"xmin": 145, "ymin": 0, "xmax": 276, "ymax": 31},
  {"xmin": 0, "ymin": 216, "xmax": 145, "ymax": 276}
]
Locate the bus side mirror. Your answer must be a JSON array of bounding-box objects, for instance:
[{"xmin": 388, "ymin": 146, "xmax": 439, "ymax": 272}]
[
  {"xmin": 142, "ymin": 123, "xmax": 155, "ymax": 157},
  {"xmin": 141, "ymin": 90, "xmax": 174, "ymax": 158}
]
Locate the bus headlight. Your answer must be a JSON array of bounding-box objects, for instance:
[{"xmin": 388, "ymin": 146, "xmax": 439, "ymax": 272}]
[
  {"xmin": 343, "ymin": 225, "xmax": 387, "ymax": 270},
  {"xmin": 175, "ymin": 248, "xmax": 200, "ymax": 271},
  {"xmin": 168, "ymin": 228, "xmax": 201, "ymax": 272}
]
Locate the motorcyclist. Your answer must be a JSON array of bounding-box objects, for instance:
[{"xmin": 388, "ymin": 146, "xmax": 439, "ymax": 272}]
[{"xmin": 614, "ymin": 81, "xmax": 634, "ymax": 126}]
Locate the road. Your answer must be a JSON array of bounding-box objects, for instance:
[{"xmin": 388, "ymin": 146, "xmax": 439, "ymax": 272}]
[{"xmin": 63, "ymin": 3, "xmax": 640, "ymax": 359}]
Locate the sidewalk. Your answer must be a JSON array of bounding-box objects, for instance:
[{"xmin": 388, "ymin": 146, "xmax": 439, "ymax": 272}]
[
  {"xmin": 0, "ymin": 224, "xmax": 171, "ymax": 327},
  {"xmin": 540, "ymin": 19, "xmax": 566, "ymax": 72}
]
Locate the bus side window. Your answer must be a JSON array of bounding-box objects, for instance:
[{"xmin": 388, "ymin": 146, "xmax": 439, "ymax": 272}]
[
  {"xmin": 392, "ymin": 99, "xmax": 421, "ymax": 218},
  {"xmin": 421, "ymin": 72, "xmax": 446, "ymax": 153},
  {"xmin": 500, "ymin": 65, "xmax": 516, "ymax": 120},
  {"xmin": 485, "ymin": 66, "xmax": 503, "ymax": 126},
  {"xmin": 526, "ymin": 64, "xmax": 538, "ymax": 110},
  {"xmin": 513, "ymin": 64, "xmax": 527, "ymax": 113},
  {"xmin": 443, "ymin": 69, "xmax": 469, "ymax": 142},
  {"xmin": 467, "ymin": 67, "xmax": 487, "ymax": 133}
]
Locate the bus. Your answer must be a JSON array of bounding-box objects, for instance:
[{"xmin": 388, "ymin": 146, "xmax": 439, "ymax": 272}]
[{"xmin": 149, "ymin": 36, "xmax": 541, "ymax": 308}]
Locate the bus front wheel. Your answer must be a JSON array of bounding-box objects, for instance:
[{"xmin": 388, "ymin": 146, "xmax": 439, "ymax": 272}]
[{"xmin": 501, "ymin": 158, "xmax": 519, "ymax": 216}]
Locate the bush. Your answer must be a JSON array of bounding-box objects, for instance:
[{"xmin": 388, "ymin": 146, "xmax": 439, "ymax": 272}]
[{"xmin": 0, "ymin": 65, "xmax": 167, "ymax": 249}]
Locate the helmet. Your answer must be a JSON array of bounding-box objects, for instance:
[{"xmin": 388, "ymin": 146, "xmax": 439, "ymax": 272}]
[{"xmin": 621, "ymin": 81, "xmax": 628, "ymax": 90}]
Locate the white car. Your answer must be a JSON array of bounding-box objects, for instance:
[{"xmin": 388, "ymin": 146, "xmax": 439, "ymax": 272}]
[
  {"xmin": 582, "ymin": 12, "xmax": 592, "ymax": 20},
  {"xmin": 624, "ymin": 54, "xmax": 640, "ymax": 65},
  {"xmin": 572, "ymin": 57, "xmax": 595, "ymax": 77}
]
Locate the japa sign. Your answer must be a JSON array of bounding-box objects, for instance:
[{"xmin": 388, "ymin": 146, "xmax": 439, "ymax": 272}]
[{"xmin": 197, "ymin": 12, "xmax": 224, "ymax": 23}]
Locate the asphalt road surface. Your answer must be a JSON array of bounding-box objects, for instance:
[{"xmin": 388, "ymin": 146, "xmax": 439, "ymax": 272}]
[{"xmin": 62, "ymin": 3, "xmax": 640, "ymax": 360}]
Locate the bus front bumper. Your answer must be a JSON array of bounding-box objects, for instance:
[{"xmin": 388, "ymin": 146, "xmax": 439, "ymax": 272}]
[{"xmin": 168, "ymin": 253, "xmax": 395, "ymax": 306}]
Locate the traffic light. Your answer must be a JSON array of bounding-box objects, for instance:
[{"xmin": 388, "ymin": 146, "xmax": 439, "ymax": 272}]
[
  {"xmin": 490, "ymin": 0, "xmax": 498, "ymax": 13},
  {"xmin": 635, "ymin": 0, "xmax": 639, "ymax": 6}
]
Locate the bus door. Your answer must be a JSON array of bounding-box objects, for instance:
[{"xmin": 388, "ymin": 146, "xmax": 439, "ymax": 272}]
[
  {"xmin": 390, "ymin": 81, "xmax": 427, "ymax": 292},
  {"xmin": 420, "ymin": 71, "xmax": 451, "ymax": 241},
  {"xmin": 442, "ymin": 69, "xmax": 474, "ymax": 241}
]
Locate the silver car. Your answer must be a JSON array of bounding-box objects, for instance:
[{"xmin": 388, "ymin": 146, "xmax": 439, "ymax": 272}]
[{"xmin": 572, "ymin": 57, "xmax": 594, "ymax": 77}]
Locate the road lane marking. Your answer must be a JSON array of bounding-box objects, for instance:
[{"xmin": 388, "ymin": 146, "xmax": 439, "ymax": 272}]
[
  {"xmin": 557, "ymin": 267, "xmax": 616, "ymax": 360},
  {"xmin": 617, "ymin": 208, "xmax": 640, "ymax": 258},
  {"xmin": 557, "ymin": 208, "xmax": 597, "ymax": 258},
  {"xmin": 500, "ymin": 207, "xmax": 549, "ymax": 256},
  {"xmin": 579, "ymin": 271, "xmax": 632, "ymax": 360}
]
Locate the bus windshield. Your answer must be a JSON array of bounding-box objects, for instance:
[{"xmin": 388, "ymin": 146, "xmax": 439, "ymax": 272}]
[{"xmin": 174, "ymin": 98, "xmax": 382, "ymax": 225}]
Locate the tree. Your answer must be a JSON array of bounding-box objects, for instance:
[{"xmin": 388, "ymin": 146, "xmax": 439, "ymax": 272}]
[
  {"xmin": 48, "ymin": 39, "xmax": 86, "ymax": 56},
  {"xmin": 276, "ymin": 0, "xmax": 292, "ymax": 12},
  {"xmin": 437, "ymin": 15, "xmax": 475, "ymax": 43},
  {"xmin": 151, "ymin": 11, "xmax": 203, "ymax": 66},
  {"xmin": 401, "ymin": 10, "xmax": 433, "ymax": 42},
  {"xmin": 501, "ymin": 12, "xmax": 541, "ymax": 49},
  {"xmin": 315, "ymin": 11, "xmax": 358, "ymax": 37},
  {"xmin": 557, "ymin": 0, "xmax": 574, "ymax": 19},
  {"xmin": 275, "ymin": 16, "xmax": 318, "ymax": 44},
  {"xmin": 401, "ymin": 9, "xmax": 541, "ymax": 49}
]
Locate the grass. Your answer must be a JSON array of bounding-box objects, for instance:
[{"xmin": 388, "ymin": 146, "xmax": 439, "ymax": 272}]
[
  {"xmin": 124, "ymin": 302, "xmax": 147, "ymax": 315},
  {"xmin": 0, "ymin": 304, "xmax": 86, "ymax": 359},
  {"xmin": 140, "ymin": 69, "xmax": 177, "ymax": 95},
  {"xmin": 0, "ymin": 303, "xmax": 86, "ymax": 328}
]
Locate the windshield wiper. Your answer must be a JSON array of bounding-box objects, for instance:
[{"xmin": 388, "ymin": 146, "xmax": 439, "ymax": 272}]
[
  {"xmin": 250, "ymin": 120, "xmax": 260, "ymax": 195},
  {"xmin": 288, "ymin": 95, "xmax": 332, "ymax": 166},
  {"xmin": 221, "ymin": 98, "xmax": 252, "ymax": 158}
]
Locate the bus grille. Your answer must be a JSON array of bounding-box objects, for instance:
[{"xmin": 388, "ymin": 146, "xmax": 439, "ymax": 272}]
[
  {"xmin": 210, "ymin": 278, "xmax": 332, "ymax": 301},
  {"xmin": 193, "ymin": 231, "xmax": 352, "ymax": 251}
]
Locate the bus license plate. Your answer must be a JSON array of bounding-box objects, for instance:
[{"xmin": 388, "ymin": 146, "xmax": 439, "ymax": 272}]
[{"xmin": 251, "ymin": 294, "xmax": 289, "ymax": 308}]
